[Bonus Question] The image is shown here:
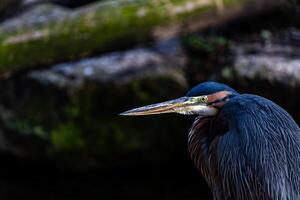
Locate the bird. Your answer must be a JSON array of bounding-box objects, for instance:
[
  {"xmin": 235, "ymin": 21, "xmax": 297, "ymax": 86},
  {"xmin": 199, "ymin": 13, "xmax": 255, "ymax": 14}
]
[{"xmin": 120, "ymin": 81, "xmax": 300, "ymax": 200}]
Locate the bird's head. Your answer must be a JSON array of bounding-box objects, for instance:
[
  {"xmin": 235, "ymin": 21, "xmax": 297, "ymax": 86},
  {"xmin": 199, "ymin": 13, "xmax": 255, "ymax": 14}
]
[{"xmin": 120, "ymin": 82, "xmax": 239, "ymax": 117}]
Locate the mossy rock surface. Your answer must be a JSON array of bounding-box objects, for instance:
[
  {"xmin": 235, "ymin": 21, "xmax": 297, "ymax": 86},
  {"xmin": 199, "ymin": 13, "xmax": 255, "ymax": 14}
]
[
  {"xmin": 48, "ymin": 79, "xmax": 189, "ymax": 167},
  {"xmin": 0, "ymin": 0, "xmax": 285, "ymax": 73},
  {"xmin": 0, "ymin": 39, "xmax": 190, "ymax": 168},
  {"xmin": 0, "ymin": 76, "xmax": 190, "ymax": 168}
]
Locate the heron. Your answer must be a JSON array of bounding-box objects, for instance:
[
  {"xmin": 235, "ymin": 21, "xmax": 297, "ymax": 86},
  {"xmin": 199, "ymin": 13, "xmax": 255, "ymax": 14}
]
[{"xmin": 120, "ymin": 81, "xmax": 300, "ymax": 200}]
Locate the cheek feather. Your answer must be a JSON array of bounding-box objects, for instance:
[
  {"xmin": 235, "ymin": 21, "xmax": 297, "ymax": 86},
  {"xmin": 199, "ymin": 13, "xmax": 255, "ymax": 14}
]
[
  {"xmin": 211, "ymin": 101, "xmax": 226, "ymax": 108},
  {"xmin": 175, "ymin": 105, "xmax": 218, "ymax": 115},
  {"xmin": 207, "ymin": 91, "xmax": 232, "ymax": 105}
]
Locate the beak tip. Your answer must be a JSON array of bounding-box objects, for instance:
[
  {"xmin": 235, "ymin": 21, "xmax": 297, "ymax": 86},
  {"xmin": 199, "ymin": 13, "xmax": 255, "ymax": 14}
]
[
  {"xmin": 119, "ymin": 110, "xmax": 134, "ymax": 116},
  {"xmin": 119, "ymin": 112, "xmax": 128, "ymax": 116}
]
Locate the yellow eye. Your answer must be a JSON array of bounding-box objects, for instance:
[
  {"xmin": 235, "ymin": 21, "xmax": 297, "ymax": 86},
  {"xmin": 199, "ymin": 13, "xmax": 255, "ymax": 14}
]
[{"xmin": 198, "ymin": 96, "xmax": 208, "ymax": 103}]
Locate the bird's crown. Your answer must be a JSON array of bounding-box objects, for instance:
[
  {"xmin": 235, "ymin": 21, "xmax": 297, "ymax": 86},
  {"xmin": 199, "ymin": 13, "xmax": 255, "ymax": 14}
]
[{"xmin": 186, "ymin": 81, "xmax": 239, "ymax": 97}]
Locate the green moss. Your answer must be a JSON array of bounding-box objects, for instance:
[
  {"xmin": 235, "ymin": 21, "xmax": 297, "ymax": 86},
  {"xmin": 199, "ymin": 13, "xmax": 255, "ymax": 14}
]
[
  {"xmin": 50, "ymin": 122, "xmax": 86, "ymax": 152},
  {"xmin": 46, "ymin": 76, "xmax": 188, "ymax": 166},
  {"xmin": 0, "ymin": 0, "xmax": 244, "ymax": 73},
  {"xmin": 184, "ymin": 34, "xmax": 230, "ymax": 57},
  {"xmin": 0, "ymin": 63, "xmax": 190, "ymax": 168},
  {"xmin": 5, "ymin": 117, "xmax": 47, "ymax": 139}
]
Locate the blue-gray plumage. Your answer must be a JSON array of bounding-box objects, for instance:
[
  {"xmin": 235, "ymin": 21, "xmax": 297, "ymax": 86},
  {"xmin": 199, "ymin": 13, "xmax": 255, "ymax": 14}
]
[
  {"xmin": 121, "ymin": 81, "xmax": 300, "ymax": 200},
  {"xmin": 188, "ymin": 82, "xmax": 300, "ymax": 200}
]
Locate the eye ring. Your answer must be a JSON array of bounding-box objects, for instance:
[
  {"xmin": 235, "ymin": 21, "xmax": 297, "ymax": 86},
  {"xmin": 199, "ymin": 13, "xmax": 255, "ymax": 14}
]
[{"xmin": 199, "ymin": 96, "xmax": 208, "ymax": 103}]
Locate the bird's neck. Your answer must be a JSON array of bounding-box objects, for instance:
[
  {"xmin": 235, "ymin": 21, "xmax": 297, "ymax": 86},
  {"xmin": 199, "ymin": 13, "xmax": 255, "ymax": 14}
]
[
  {"xmin": 188, "ymin": 117, "xmax": 213, "ymax": 170},
  {"xmin": 188, "ymin": 115, "xmax": 228, "ymax": 171}
]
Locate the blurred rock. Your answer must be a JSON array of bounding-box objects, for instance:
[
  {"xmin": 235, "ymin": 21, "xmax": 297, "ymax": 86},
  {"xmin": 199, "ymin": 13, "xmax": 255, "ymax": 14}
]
[
  {"xmin": 232, "ymin": 43, "xmax": 300, "ymax": 87},
  {"xmin": 30, "ymin": 39, "xmax": 186, "ymax": 87},
  {"xmin": 0, "ymin": 0, "xmax": 288, "ymax": 73},
  {"xmin": 0, "ymin": 3, "xmax": 69, "ymax": 32},
  {"xmin": 0, "ymin": 0, "xmax": 98, "ymax": 20},
  {"xmin": 0, "ymin": 39, "xmax": 189, "ymax": 168},
  {"xmin": 222, "ymin": 28, "xmax": 300, "ymax": 87}
]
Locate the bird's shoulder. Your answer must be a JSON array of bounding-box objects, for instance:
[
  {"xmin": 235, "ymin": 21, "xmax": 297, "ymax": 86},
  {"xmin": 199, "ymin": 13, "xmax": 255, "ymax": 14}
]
[
  {"xmin": 215, "ymin": 94, "xmax": 300, "ymax": 199},
  {"xmin": 224, "ymin": 94, "xmax": 277, "ymax": 112},
  {"xmin": 221, "ymin": 94, "xmax": 294, "ymax": 124}
]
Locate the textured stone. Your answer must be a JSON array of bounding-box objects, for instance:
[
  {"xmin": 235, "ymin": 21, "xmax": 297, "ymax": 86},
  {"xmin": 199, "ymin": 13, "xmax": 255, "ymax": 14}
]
[
  {"xmin": 0, "ymin": 39, "xmax": 189, "ymax": 168},
  {"xmin": 0, "ymin": 0, "xmax": 287, "ymax": 73}
]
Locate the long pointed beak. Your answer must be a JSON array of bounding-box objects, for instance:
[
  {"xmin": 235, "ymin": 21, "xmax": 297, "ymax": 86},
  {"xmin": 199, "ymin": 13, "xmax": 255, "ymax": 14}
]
[{"xmin": 120, "ymin": 96, "xmax": 218, "ymax": 116}]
